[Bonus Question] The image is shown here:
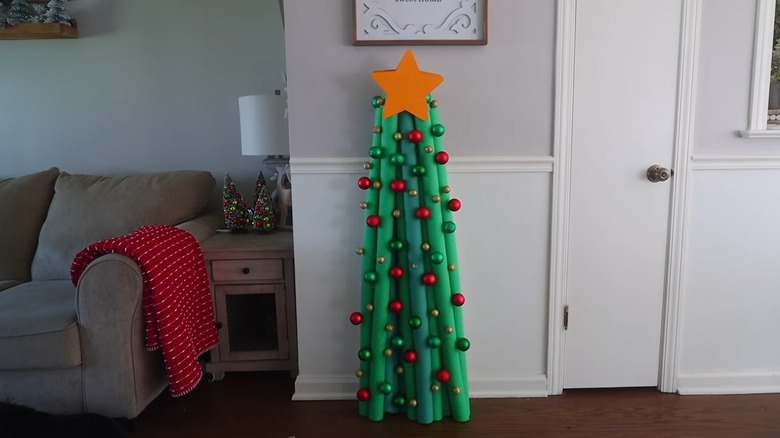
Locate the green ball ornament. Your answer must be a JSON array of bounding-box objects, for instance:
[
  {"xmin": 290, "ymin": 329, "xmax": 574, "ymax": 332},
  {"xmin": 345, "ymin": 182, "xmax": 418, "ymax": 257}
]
[
  {"xmin": 412, "ymin": 165, "xmax": 426, "ymax": 176},
  {"xmin": 389, "ymin": 240, "xmax": 405, "ymax": 252},
  {"xmin": 372, "ymin": 96, "xmax": 384, "ymax": 108},
  {"xmin": 431, "ymin": 124, "xmax": 446, "ymax": 137},
  {"xmin": 431, "ymin": 251, "xmax": 445, "ymax": 265},
  {"xmin": 390, "ymin": 335, "xmax": 404, "ymax": 349},
  {"xmin": 369, "ymin": 146, "xmax": 383, "ymax": 159},
  {"xmin": 443, "ymin": 221, "xmax": 456, "ymax": 234},
  {"xmin": 358, "ymin": 348, "xmax": 372, "ymax": 361},
  {"xmin": 456, "ymin": 338, "xmax": 471, "ymax": 352},
  {"xmin": 390, "ymin": 153, "xmax": 406, "ymax": 166},
  {"xmin": 409, "ymin": 316, "xmax": 422, "ymax": 329},
  {"xmin": 428, "ymin": 336, "xmax": 442, "ymax": 348},
  {"xmin": 393, "ymin": 395, "xmax": 407, "ymax": 407},
  {"xmin": 379, "ymin": 382, "xmax": 393, "ymax": 395},
  {"xmin": 363, "ymin": 271, "xmax": 377, "ymax": 283}
]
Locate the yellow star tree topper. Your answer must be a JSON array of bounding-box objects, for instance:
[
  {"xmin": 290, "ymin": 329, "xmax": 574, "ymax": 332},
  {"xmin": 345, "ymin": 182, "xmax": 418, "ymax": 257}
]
[{"xmin": 372, "ymin": 50, "xmax": 443, "ymax": 120}]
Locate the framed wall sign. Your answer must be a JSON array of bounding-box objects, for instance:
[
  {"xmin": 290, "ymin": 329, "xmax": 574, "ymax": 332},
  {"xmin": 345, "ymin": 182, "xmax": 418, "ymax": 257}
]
[{"xmin": 353, "ymin": 0, "xmax": 488, "ymax": 46}]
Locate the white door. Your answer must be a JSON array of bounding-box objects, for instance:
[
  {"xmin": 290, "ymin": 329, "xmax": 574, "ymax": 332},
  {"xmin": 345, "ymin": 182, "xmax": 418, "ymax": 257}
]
[{"xmin": 563, "ymin": 0, "xmax": 682, "ymax": 388}]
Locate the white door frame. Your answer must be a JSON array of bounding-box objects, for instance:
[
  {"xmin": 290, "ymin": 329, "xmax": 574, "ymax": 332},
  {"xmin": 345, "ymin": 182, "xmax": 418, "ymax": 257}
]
[{"xmin": 547, "ymin": 0, "xmax": 701, "ymax": 395}]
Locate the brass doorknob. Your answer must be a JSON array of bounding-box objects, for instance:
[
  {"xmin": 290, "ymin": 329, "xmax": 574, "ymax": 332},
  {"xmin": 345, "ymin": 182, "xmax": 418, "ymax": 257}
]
[{"xmin": 647, "ymin": 165, "xmax": 672, "ymax": 183}]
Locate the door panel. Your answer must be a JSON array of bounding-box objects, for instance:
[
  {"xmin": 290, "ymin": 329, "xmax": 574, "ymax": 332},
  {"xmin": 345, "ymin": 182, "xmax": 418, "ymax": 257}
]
[{"xmin": 563, "ymin": 0, "xmax": 682, "ymax": 388}]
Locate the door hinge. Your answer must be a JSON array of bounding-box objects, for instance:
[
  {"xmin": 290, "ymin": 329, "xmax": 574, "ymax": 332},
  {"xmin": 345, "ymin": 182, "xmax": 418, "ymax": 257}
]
[{"xmin": 563, "ymin": 305, "xmax": 569, "ymax": 330}]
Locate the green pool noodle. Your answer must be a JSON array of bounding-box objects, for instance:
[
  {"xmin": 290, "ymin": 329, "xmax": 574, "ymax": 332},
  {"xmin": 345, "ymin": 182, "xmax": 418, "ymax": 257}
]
[
  {"xmin": 358, "ymin": 104, "xmax": 385, "ymax": 418},
  {"xmin": 416, "ymin": 113, "xmax": 470, "ymax": 423},
  {"xmin": 430, "ymin": 104, "xmax": 470, "ymax": 403},
  {"xmin": 398, "ymin": 111, "xmax": 436, "ymax": 424},
  {"xmin": 366, "ymin": 111, "xmax": 401, "ymax": 421}
]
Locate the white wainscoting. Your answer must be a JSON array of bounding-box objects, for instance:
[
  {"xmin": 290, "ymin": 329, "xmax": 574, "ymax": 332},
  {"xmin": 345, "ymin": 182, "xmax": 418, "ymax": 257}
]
[
  {"xmin": 677, "ymin": 163, "xmax": 780, "ymax": 395},
  {"xmin": 289, "ymin": 156, "xmax": 553, "ymax": 400}
]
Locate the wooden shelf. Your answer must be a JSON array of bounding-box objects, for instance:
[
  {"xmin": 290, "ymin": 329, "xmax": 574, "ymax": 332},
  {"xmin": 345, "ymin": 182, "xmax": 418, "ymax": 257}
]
[{"xmin": 0, "ymin": 22, "xmax": 78, "ymax": 40}]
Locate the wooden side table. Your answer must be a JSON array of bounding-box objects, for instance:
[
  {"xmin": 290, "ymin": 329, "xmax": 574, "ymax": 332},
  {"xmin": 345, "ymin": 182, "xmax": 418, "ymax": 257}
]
[{"xmin": 200, "ymin": 230, "xmax": 297, "ymax": 380}]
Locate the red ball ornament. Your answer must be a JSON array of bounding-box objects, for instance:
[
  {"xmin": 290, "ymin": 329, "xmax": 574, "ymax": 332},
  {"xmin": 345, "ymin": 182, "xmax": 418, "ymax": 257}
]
[
  {"xmin": 390, "ymin": 179, "xmax": 406, "ymax": 192},
  {"xmin": 366, "ymin": 215, "xmax": 380, "ymax": 228},
  {"xmin": 422, "ymin": 273, "xmax": 437, "ymax": 286},
  {"xmin": 357, "ymin": 388, "xmax": 371, "ymax": 401},
  {"xmin": 349, "ymin": 312, "xmax": 364, "ymax": 325},
  {"xmin": 452, "ymin": 293, "xmax": 466, "ymax": 306},
  {"xmin": 408, "ymin": 129, "xmax": 423, "ymax": 143},
  {"xmin": 403, "ymin": 350, "xmax": 417, "ymax": 363},
  {"xmin": 389, "ymin": 300, "xmax": 403, "ymax": 313},
  {"xmin": 415, "ymin": 207, "xmax": 431, "ymax": 219},
  {"xmin": 358, "ymin": 177, "xmax": 371, "ymax": 190},
  {"xmin": 436, "ymin": 369, "xmax": 451, "ymax": 383},
  {"xmin": 448, "ymin": 198, "xmax": 462, "ymax": 212},
  {"xmin": 435, "ymin": 151, "xmax": 450, "ymax": 165},
  {"xmin": 389, "ymin": 266, "xmax": 404, "ymax": 279}
]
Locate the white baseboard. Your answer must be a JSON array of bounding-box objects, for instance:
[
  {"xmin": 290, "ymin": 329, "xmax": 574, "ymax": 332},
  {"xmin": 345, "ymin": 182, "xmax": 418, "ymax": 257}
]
[
  {"xmin": 292, "ymin": 373, "xmax": 548, "ymax": 401},
  {"xmin": 677, "ymin": 372, "xmax": 780, "ymax": 395}
]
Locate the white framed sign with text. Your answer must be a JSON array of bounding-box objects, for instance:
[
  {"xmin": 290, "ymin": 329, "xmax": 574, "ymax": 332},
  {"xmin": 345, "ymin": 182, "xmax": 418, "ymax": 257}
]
[{"xmin": 353, "ymin": 0, "xmax": 488, "ymax": 46}]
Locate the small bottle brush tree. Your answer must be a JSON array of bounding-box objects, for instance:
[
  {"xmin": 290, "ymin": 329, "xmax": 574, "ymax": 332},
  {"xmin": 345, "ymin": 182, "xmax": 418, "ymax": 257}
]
[
  {"xmin": 6, "ymin": 0, "xmax": 34, "ymax": 26},
  {"xmin": 44, "ymin": 0, "xmax": 71, "ymax": 25},
  {"xmin": 251, "ymin": 171, "xmax": 276, "ymax": 232},
  {"xmin": 0, "ymin": 2, "xmax": 8, "ymax": 28},
  {"xmin": 352, "ymin": 51, "xmax": 470, "ymax": 424},
  {"xmin": 222, "ymin": 173, "xmax": 248, "ymax": 232}
]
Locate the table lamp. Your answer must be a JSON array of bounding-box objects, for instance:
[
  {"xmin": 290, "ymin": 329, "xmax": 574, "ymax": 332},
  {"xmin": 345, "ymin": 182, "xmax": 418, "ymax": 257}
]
[{"xmin": 239, "ymin": 93, "xmax": 292, "ymax": 228}]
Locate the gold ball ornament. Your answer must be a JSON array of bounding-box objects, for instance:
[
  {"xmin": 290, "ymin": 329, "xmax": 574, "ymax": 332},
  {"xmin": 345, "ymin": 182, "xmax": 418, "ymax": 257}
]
[
  {"xmin": 430, "ymin": 100, "xmax": 439, "ymax": 108},
  {"xmin": 432, "ymin": 195, "xmax": 441, "ymax": 203},
  {"xmin": 363, "ymin": 162, "xmax": 372, "ymax": 170},
  {"xmin": 410, "ymin": 399, "xmax": 418, "ymax": 407},
  {"xmin": 453, "ymin": 387, "xmax": 462, "ymax": 395},
  {"xmin": 359, "ymin": 202, "xmax": 368, "ymax": 209},
  {"xmin": 425, "ymin": 146, "xmax": 434, "ymax": 153},
  {"xmin": 442, "ymin": 185, "xmax": 452, "ymax": 193},
  {"xmin": 396, "ymin": 366, "xmax": 405, "ymax": 375},
  {"xmin": 373, "ymin": 126, "xmax": 382, "ymax": 134},
  {"xmin": 431, "ymin": 384, "xmax": 440, "ymax": 392},
  {"xmin": 385, "ymin": 323, "xmax": 394, "ymax": 332},
  {"xmin": 411, "ymin": 263, "xmax": 419, "ymax": 269},
  {"xmin": 431, "ymin": 309, "xmax": 440, "ymax": 317},
  {"xmin": 394, "ymin": 132, "xmax": 403, "ymax": 141},
  {"xmin": 409, "ymin": 189, "xmax": 418, "ymax": 197},
  {"xmin": 377, "ymin": 256, "xmax": 386, "ymax": 264},
  {"xmin": 373, "ymin": 181, "xmax": 382, "ymax": 189},
  {"xmin": 421, "ymin": 243, "xmax": 431, "ymax": 251},
  {"xmin": 366, "ymin": 303, "xmax": 374, "ymax": 312},
  {"xmin": 449, "ymin": 263, "xmax": 457, "ymax": 272},
  {"xmin": 393, "ymin": 209, "xmax": 402, "ymax": 218},
  {"xmin": 356, "ymin": 247, "xmax": 365, "ymax": 255},
  {"xmin": 384, "ymin": 348, "xmax": 393, "ymax": 357},
  {"xmin": 355, "ymin": 369, "xmax": 364, "ymax": 378},
  {"xmin": 445, "ymin": 326, "xmax": 454, "ymax": 334}
]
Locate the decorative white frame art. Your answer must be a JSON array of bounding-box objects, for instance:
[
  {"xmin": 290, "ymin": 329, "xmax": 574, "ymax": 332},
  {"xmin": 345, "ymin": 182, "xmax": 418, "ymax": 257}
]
[{"xmin": 353, "ymin": 0, "xmax": 488, "ymax": 46}]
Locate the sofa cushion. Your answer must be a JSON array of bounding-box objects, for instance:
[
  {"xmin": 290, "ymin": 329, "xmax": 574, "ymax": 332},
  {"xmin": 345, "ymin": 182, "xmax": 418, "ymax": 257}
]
[
  {"xmin": 0, "ymin": 281, "xmax": 81, "ymax": 370},
  {"xmin": 32, "ymin": 170, "xmax": 215, "ymax": 280},
  {"xmin": 0, "ymin": 280, "xmax": 23, "ymax": 292},
  {"xmin": 0, "ymin": 167, "xmax": 60, "ymax": 281}
]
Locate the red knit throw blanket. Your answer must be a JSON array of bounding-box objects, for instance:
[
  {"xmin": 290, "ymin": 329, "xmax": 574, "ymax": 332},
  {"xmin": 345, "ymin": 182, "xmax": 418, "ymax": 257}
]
[{"xmin": 70, "ymin": 225, "xmax": 219, "ymax": 397}]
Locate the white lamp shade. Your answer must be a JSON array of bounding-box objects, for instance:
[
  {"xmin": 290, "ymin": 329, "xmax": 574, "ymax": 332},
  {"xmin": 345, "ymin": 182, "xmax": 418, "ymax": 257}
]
[{"xmin": 239, "ymin": 94, "xmax": 289, "ymax": 156}]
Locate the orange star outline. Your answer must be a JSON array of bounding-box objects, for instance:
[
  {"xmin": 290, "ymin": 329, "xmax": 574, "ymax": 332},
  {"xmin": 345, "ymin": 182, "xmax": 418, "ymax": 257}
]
[{"xmin": 372, "ymin": 50, "xmax": 443, "ymax": 120}]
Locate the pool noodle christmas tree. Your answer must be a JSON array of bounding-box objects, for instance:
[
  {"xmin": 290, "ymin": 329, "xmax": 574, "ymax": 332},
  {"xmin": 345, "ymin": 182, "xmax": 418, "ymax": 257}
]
[{"xmin": 351, "ymin": 50, "xmax": 470, "ymax": 424}]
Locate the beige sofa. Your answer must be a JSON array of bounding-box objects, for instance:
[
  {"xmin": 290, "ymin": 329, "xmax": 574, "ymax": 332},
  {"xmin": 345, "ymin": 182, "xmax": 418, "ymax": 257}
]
[{"xmin": 0, "ymin": 167, "xmax": 221, "ymax": 419}]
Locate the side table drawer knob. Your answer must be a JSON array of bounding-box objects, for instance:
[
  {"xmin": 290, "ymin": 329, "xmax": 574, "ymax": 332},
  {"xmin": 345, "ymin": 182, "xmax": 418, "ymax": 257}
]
[{"xmin": 242, "ymin": 267, "xmax": 250, "ymax": 275}]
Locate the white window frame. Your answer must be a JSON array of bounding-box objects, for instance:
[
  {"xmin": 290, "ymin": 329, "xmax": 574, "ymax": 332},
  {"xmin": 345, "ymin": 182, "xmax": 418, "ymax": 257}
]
[{"xmin": 740, "ymin": 0, "xmax": 779, "ymax": 137}]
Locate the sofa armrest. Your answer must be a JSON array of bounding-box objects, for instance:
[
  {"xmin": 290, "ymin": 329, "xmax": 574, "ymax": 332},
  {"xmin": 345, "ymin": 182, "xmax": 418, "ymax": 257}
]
[
  {"xmin": 176, "ymin": 211, "xmax": 223, "ymax": 243},
  {"xmin": 75, "ymin": 253, "xmax": 168, "ymax": 419}
]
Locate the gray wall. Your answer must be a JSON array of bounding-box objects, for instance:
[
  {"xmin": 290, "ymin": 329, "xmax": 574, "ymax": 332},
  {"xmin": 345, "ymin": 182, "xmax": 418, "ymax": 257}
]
[{"xmin": 0, "ymin": 0, "xmax": 286, "ymax": 196}]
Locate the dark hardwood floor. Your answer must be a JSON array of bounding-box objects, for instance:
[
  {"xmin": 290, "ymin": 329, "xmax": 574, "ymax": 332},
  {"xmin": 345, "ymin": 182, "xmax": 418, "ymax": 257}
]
[{"xmin": 131, "ymin": 372, "xmax": 780, "ymax": 437}]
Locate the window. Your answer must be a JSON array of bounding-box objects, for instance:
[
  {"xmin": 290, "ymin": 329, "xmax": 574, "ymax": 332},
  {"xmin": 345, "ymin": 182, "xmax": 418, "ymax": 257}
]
[{"xmin": 741, "ymin": 0, "xmax": 780, "ymax": 137}]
